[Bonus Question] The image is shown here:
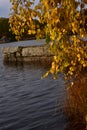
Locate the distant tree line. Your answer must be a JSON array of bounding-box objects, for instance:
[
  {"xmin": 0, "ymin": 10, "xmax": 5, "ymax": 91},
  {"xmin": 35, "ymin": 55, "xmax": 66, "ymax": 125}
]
[
  {"xmin": 0, "ymin": 18, "xmax": 41, "ymax": 42},
  {"xmin": 0, "ymin": 17, "xmax": 16, "ymax": 41}
]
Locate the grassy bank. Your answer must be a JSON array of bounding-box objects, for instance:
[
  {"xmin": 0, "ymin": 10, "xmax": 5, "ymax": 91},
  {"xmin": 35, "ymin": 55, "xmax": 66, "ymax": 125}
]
[{"xmin": 65, "ymin": 74, "xmax": 87, "ymax": 130}]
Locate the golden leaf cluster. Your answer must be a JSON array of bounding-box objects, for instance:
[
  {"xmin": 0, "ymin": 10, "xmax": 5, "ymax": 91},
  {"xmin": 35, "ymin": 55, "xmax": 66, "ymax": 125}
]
[{"xmin": 9, "ymin": 0, "xmax": 87, "ymax": 79}]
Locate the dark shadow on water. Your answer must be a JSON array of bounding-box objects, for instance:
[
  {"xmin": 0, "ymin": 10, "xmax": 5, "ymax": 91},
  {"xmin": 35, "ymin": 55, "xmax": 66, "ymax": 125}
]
[{"xmin": 3, "ymin": 61, "xmax": 51, "ymax": 71}]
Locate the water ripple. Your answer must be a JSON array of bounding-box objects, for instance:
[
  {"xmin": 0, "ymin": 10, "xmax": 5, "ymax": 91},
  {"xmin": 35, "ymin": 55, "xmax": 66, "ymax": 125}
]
[{"xmin": 0, "ymin": 41, "xmax": 67, "ymax": 130}]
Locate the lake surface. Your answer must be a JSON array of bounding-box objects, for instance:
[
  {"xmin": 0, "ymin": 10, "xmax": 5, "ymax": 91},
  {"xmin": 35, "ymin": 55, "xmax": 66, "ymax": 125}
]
[{"xmin": 0, "ymin": 40, "xmax": 67, "ymax": 130}]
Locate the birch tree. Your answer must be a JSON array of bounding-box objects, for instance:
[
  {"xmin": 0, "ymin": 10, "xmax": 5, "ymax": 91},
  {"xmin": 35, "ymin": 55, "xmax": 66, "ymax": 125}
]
[{"xmin": 9, "ymin": 0, "xmax": 87, "ymax": 79}]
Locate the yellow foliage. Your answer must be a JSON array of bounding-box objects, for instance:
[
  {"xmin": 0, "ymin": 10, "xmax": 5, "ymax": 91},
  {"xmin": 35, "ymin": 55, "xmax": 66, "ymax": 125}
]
[{"xmin": 9, "ymin": 0, "xmax": 87, "ymax": 79}]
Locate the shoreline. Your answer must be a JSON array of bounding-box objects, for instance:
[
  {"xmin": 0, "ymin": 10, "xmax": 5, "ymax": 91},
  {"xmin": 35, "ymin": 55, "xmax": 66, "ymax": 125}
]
[{"xmin": 2, "ymin": 45, "xmax": 54, "ymax": 65}]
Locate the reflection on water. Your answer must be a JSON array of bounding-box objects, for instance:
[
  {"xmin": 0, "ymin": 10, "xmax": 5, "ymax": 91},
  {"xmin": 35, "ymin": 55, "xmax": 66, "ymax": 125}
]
[{"xmin": 0, "ymin": 40, "xmax": 67, "ymax": 130}]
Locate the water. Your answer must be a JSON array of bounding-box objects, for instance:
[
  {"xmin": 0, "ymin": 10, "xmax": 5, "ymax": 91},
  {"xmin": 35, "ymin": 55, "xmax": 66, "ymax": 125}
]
[{"xmin": 0, "ymin": 40, "xmax": 67, "ymax": 130}]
